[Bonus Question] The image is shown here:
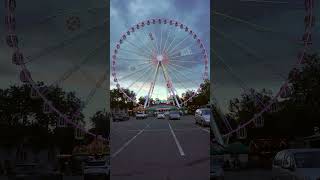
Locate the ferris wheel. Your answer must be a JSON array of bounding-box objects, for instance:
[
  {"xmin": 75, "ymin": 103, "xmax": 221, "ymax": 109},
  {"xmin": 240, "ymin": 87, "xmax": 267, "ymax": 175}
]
[
  {"xmin": 211, "ymin": 0, "xmax": 317, "ymax": 146},
  {"xmin": 4, "ymin": 0, "xmax": 109, "ymax": 141},
  {"xmin": 111, "ymin": 18, "xmax": 209, "ymax": 109}
]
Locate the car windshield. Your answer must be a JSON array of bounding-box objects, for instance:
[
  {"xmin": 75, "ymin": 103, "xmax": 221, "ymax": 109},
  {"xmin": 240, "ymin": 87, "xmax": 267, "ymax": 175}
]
[
  {"xmin": 294, "ymin": 151, "xmax": 320, "ymax": 168},
  {"xmin": 170, "ymin": 111, "xmax": 179, "ymax": 114},
  {"xmin": 202, "ymin": 110, "xmax": 211, "ymax": 115}
]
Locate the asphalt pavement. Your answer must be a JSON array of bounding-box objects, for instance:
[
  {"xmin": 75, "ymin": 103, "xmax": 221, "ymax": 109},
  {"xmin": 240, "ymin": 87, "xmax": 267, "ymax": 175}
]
[{"xmin": 110, "ymin": 115, "xmax": 210, "ymax": 180}]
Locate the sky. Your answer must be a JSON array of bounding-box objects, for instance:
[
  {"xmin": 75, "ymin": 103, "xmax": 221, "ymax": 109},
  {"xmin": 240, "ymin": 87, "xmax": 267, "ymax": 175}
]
[
  {"xmin": 0, "ymin": 0, "xmax": 108, "ymax": 127},
  {"xmin": 0, "ymin": 0, "xmax": 319, "ymax": 122},
  {"xmin": 110, "ymin": 0, "xmax": 211, "ymax": 101},
  {"xmin": 211, "ymin": 0, "xmax": 320, "ymax": 111}
]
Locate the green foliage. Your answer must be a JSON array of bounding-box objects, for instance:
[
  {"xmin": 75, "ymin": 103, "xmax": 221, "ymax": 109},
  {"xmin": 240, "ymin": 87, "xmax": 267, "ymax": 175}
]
[
  {"xmin": 224, "ymin": 53, "xmax": 320, "ymax": 139},
  {"xmin": 89, "ymin": 110, "xmax": 109, "ymax": 138},
  {"xmin": 110, "ymin": 88, "xmax": 135, "ymax": 109}
]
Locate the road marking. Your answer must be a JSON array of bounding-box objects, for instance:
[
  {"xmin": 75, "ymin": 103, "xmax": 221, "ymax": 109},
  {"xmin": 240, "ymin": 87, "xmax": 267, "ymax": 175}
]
[
  {"xmin": 111, "ymin": 118, "xmax": 155, "ymax": 158},
  {"xmin": 168, "ymin": 122, "xmax": 185, "ymax": 156},
  {"xmin": 198, "ymin": 127, "xmax": 210, "ymax": 133}
]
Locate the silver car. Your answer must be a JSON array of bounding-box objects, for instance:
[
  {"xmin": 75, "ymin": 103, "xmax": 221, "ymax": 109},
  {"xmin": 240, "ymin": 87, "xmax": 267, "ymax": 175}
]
[
  {"xmin": 272, "ymin": 148, "xmax": 320, "ymax": 180},
  {"xmin": 195, "ymin": 108, "xmax": 211, "ymax": 126},
  {"xmin": 168, "ymin": 111, "xmax": 180, "ymax": 120},
  {"xmin": 84, "ymin": 156, "xmax": 110, "ymax": 180}
]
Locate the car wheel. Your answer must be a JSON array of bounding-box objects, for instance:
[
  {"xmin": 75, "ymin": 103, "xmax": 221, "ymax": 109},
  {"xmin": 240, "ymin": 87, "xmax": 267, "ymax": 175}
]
[{"xmin": 201, "ymin": 120, "xmax": 205, "ymax": 126}]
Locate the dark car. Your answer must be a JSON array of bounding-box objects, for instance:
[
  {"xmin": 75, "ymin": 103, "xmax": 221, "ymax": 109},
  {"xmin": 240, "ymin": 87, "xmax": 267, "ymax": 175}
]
[
  {"xmin": 112, "ymin": 113, "xmax": 129, "ymax": 122},
  {"xmin": 9, "ymin": 163, "xmax": 62, "ymax": 180}
]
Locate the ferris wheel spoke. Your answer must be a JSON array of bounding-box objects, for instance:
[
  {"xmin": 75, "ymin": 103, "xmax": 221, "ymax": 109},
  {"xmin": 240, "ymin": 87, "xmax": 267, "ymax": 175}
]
[
  {"xmin": 139, "ymin": 27, "xmax": 159, "ymax": 54},
  {"xmin": 136, "ymin": 68, "xmax": 156, "ymax": 97},
  {"xmin": 211, "ymin": 48, "xmax": 268, "ymax": 108},
  {"xmin": 213, "ymin": 11, "xmax": 279, "ymax": 33},
  {"xmin": 167, "ymin": 34, "xmax": 191, "ymax": 56},
  {"xmin": 127, "ymin": 66, "xmax": 154, "ymax": 89},
  {"xmin": 213, "ymin": 27, "xmax": 287, "ymax": 79},
  {"xmin": 49, "ymin": 41, "xmax": 106, "ymax": 87},
  {"xmin": 166, "ymin": 65, "xmax": 200, "ymax": 88},
  {"xmin": 122, "ymin": 38, "xmax": 153, "ymax": 58},
  {"xmin": 161, "ymin": 24, "xmax": 174, "ymax": 54},
  {"xmin": 168, "ymin": 62, "xmax": 202, "ymax": 75},
  {"xmin": 169, "ymin": 51, "xmax": 203, "ymax": 60},
  {"xmin": 159, "ymin": 24, "xmax": 164, "ymax": 54},
  {"xmin": 163, "ymin": 27, "xmax": 179, "ymax": 54},
  {"xmin": 169, "ymin": 41, "xmax": 199, "ymax": 57},
  {"xmin": 211, "ymin": 48, "xmax": 248, "ymax": 90},
  {"xmin": 118, "ymin": 63, "xmax": 153, "ymax": 81},
  {"xmin": 21, "ymin": 6, "xmax": 108, "ymax": 29},
  {"xmin": 116, "ymin": 56, "xmax": 151, "ymax": 62},
  {"xmin": 78, "ymin": 69, "xmax": 107, "ymax": 89},
  {"xmin": 152, "ymin": 31, "xmax": 162, "ymax": 55},
  {"xmin": 117, "ymin": 48, "xmax": 151, "ymax": 60},
  {"xmin": 24, "ymin": 20, "xmax": 107, "ymax": 64},
  {"xmin": 82, "ymin": 72, "xmax": 107, "ymax": 108},
  {"xmin": 166, "ymin": 67, "xmax": 190, "ymax": 92}
]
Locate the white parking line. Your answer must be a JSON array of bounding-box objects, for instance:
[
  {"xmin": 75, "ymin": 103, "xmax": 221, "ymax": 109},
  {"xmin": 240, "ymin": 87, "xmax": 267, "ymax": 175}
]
[
  {"xmin": 168, "ymin": 122, "xmax": 186, "ymax": 156},
  {"xmin": 111, "ymin": 118, "xmax": 155, "ymax": 158},
  {"xmin": 198, "ymin": 127, "xmax": 210, "ymax": 133}
]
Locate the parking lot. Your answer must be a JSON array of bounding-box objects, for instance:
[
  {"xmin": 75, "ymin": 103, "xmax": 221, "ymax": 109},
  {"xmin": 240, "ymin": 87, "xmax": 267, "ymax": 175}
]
[{"xmin": 111, "ymin": 115, "xmax": 210, "ymax": 180}]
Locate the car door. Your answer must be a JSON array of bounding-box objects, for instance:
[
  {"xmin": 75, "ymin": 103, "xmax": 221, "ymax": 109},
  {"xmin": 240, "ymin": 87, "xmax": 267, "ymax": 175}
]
[
  {"xmin": 280, "ymin": 153, "xmax": 294, "ymax": 180},
  {"xmin": 273, "ymin": 151, "xmax": 284, "ymax": 179}
]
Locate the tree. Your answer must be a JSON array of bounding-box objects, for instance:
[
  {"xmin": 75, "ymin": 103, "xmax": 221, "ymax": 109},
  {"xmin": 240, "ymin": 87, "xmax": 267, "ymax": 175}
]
[
  {"xmin": 0, "ymin": 82, "xmax": 85, "ymax": 152},
  {"xmin": 110, "ymin": 88, "xmax": 136, "ymax": 109},
  {"xmin": 227, "ymin": 88, "xmax": 272, "ymax": 124},
  {"xmin": 0, "ymin": 82, "xmax": 84, "ymax": 128},
  {"xmin": 223, "ymin": 53, "xmax": 320, "ymax": 140},
  {"xmin": 89, "ymin": 110, "xmax": 110, "ymax": 138},
  {"xmin": 138, "ymin": 96, "xmax": 146, "ymax": 106},
  {"xmin": 181, "ymin": 79, "xmax": 210, "ymax": 114}
]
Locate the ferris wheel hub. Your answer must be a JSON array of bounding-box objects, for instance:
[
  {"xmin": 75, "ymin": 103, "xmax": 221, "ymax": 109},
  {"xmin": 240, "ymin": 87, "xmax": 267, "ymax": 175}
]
[{"xmin": 156, "ymin": 55, "xmax": 164, "ymax": 62}]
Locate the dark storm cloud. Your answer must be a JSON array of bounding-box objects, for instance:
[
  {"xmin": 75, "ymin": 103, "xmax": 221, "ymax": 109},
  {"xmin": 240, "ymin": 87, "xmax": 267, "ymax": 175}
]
[
  {"xmin": 212, "ymin": 0, "xmax": 320, "ymax": 112},
  {"xmin": 1, "ymin": 0, "xmax": 109, "ymax": 121}
]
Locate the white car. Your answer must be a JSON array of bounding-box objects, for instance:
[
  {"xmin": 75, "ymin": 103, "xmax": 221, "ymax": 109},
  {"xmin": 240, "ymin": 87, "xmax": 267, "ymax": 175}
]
[
  {"xmin": 195, "ymin": 108, "xmax": 211, "ymax": 126},
  {"xmin": 135, "ymin": 112, "xmax": 147, "ymax": 119},
  {"xmin": 272, "ymin": 148, "xmax": 320, "ymax": 180},
  {"xmin": 157, "ymin": 113, "xmax": 165, "ymax": 119},
  {"xmin": 84, "ymin": 156, "xmax": 110, "ymax": 180}
]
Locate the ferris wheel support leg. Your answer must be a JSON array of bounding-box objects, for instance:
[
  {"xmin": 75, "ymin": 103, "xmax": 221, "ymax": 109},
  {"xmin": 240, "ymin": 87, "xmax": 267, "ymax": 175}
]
[
  {"xmin": 144, "ymin": 62, "xmax": 160, "ymax": 109},
  {"xmin": 161, "ymin": 64, "xmax": 181, "ymax": 108}
]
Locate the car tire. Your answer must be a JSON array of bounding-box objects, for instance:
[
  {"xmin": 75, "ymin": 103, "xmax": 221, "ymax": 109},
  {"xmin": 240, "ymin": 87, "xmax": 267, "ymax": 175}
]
[{"xmin": 201, "ymin": 120, "xmax": 205, "ymax": 127}]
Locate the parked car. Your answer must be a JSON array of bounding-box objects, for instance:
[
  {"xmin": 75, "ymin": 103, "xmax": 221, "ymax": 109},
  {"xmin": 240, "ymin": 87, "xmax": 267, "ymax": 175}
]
[
  {"xmin": 168, "ymin": 111, "xmax": 181, "ymax": 120},
  {"xmin": 211, "ymin": 155, "xmax": 224, "ymax": 180},
  {"xmin": 135, "ymin": 112, "xmax": 147, "ymax": 119},
  {"xmin": 112, "ymin": 113, "xmax": 129, "ymax": 122},
  {"xmin": 84, "ymin": 156, "xmax": 110, "ymax": 180},
  {"xmin": 272, "ymin": 148, "xmax": 320, "ymax": 180},
  {"xmin": 195, "ymin": 108, "xmax": 211, "ymax": 126},
  {"xmin": 9, "ymin": 163, "xmax": 62, "ymax": 180},
  {"xmin": 157, "ymin": 113, "xmax": 165, "ymax": 119}
]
